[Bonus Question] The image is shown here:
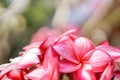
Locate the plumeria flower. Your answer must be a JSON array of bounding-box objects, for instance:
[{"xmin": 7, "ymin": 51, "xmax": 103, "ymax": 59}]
[
  {"xmin": 0, "ymin": 29, "xmax": 120, "ymax": 80},
  {"xmin": 26, "ymin": 47, "xmax": 59, "ymax": 80},
  {"xmin": 0, "ymin": 47, "xmax": 41, "ymax": 80},
  {"xmin": 0, "ymin": 31, "xmax": 59, "ymax": 80},
  {"xmin": 53, "ymin": 32, "xmax": 120, "ymax": 80}
]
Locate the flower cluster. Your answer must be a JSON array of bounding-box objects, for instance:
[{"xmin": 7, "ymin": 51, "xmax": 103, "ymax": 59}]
[{"xmin": 0, "ymin": 29, "xmax": 120, "ymax": 80}]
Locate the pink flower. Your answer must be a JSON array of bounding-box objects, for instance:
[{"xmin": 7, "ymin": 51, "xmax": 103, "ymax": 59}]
[
  {"xmin": 0, "ymin": 47, "xmax": 41, "ymax": 79},
  {"xmin": 0, "ymin": 29, "xmax": 120, "ymax": 80},
  {"xmin": 26, "ymin": 47, "xmax": 59, "ymax": 80},
  {"xmin": 0, "ymin": 33, "xmax": 59, "ymax": 80},
  {"xmin": 53, "ymin": 32, "xmax": 120, "ymax": 80}
]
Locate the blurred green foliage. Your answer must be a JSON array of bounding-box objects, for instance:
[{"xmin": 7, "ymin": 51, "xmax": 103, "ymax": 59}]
[
  {"xmin": 24, "ymin": 0, "xmax": 55, "ymax": 28},
  {"xmin": 0, "ymin": 0, "xmax": 56, "ymax": 59},
  {"xmin": 1, "ymin": 0, "xmax": 55, "ymax": 31}
]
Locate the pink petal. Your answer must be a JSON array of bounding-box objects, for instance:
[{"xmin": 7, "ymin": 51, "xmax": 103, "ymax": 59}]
[
  {"xmin": 46, "ymin": 57, "xmax": 59, "ymax": 80},
  {"xmin": 0, "ymin": 63, "xmax": 17, "ymax": 79},
  {"xmin": 52, "ymin": 67, "xmax": 59, "ymax": 80},
  {"xmin": 59, "ymin": 60, "xmax": 81, "ymax": 73},
  {"xmin": 96, "ymin": 45, "xmax": 120, "ymax": 60},
  {"xmin": 22, "ymin": 42, "xmax": 42, "ymax": 50},
  {"xmin": 27, "ymin": 47, "xmax": 60, "ymax": 80},
  {"xmin": 73, "ymin": 64, "xmax": 96, "ymax": 80},
  {"xmin": 40, "ymin": 36, "xmax": 55, "ymax": 54},
  {"xmin": 61, "ymin": 29, "xmax": 77, "ymax": 35},
  {"xmin": 17, "ymin": 48, "xmax": 40, "ymax": 68},
  {"xmin": 114, "ymin": 77, "xmax": 120, "ymax": 80},
  {"xmin": 55, "ymin": 33, "xmax": 78, "ymax": 44},
  {"xmin": 10, "ymin": 56, "xmax": 22, "ymax": 63},
  {"xmin": 43, "ymin": 47, "xmax": 59, "ymax": 68},
  {"xmin": 97, "ymin": 40, "xmax": 110, "ymax": 46},
  {"xmin": 47, "ymin": 57, "xmax": 59, "ymax": 80},
  {"xmin": 53, "ymin": 39, "xmax": 78, "ymax": 64},
  {"xmin": 74, "ymin": 37, "xmax": 95, "ymax": 61},
  {"xmin": 113, "ymin": 70, "xmax": 120, "ymax": 79},
  {"xmin": 26, "ymin": 66, "xmax": 50, "ymax": 80},
  {"xmin": 23, "ymin": 48, "xmax": 41, "ymax": 56},
  {"xmin": 68, "ymin": 34, "xmax": 78, "ymax": 41},
  {"xmin": 83, "ymin": 49, "xmax": 112, "ymax": 72},
  {"xmin": 26, "ymin": 55, "xmax": 59, "ymax": 80},
  {"xmin": 2, "ymin": 75, "xmax": 11, "ymax": 80},
  {"xmin": 55, "ymin": 29, "xmax": 77, "ymax": 43},
  {"xmin": 7, "ymin": 69, "xmax": 24, "ymax": 80},
  {"xmin": 0, "ymin": 63, "xmax": 10, "ymax": 71},
  {"xmin": 100, "ymin": 62, "xmax": 113, "ymax": 80},
  {"xmin": 26, "ymin": 65, "xmax": 58, "ymax": 80}
]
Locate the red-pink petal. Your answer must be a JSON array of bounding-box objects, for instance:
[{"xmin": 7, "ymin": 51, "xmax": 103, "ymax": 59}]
[
  {"xmin": 26, "ymin": 66, "xmax": 49, "ymax": 80},
  {"xmin": 2, "ymin": 75, "xmax": 11, "ymax": 80},
  {"xmin": 73, "ymin": 64, "xmax": 96, "ymax": 80},
  {"xmin": 17, "ymin": 48, "xmax": 40, "ymax": 68},
  {"xmin": 68, "ymin": 34, "xmax": 78, "ymax": 41},
  {"xmin": 0, "ymin": 63, "xmax": 17, "ymax": 79},
  {"xmin": 26, "ymin": 56, "xmax": 59, "ymax": 80},
  {"xmin": 52, "ymin": 67, "xmax": 59, "ymax": 80},
  {"xmin": 83, "ymin": 49, "xmax": 112, "ymax": 72},
  {"xmin": 53, "ymin": 40, "xmax": 78, "ymax": 64},
  {"xmin": 74, "ymin": 37, "xmax": 95, "ymax": 61},
  {"xmin": 100, "ymin": 62, "xmax": 113, "ymax": 80},
  {"xmin": 7, "ymin": 69, "xmax": 24, "ymax": 80},
  {"xmin": 59, "ymin": 60, "xmax": 81, "ymax": 73},
  {"xmin": 113, "ymin": 58, "xmax": 120, "ymax": 72},
  {"xmin": 55, "ymin": 35, "xmax": 70, "ymax": 44},
  {"xmin": 96, "ymin": 45, "xmax": 120, "ymax": 60},
  {"xmin": 97, "ymin": 40, "xmax": 110, "ymax": 46},
  {"xmin": 55, "ymin": 29, "xmax": 77, "ymax": 43},
  {"xmin": 40, "ymin": 36, "xmax": 55, "ymax": 54},
  {"xmin": 27, "ymin": 47, "xmax": 60, "ymax": 80},
  {"xmin": 43, "ymin": 47, "xmax": 59, "ymax": 68}
]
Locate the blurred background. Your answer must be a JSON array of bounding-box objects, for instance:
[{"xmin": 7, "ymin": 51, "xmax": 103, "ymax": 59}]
[{"xmin": 0, "ymin": 0, "xmax": 120, "ymax": 64}]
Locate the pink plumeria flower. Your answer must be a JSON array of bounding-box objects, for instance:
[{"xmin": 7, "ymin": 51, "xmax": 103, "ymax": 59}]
[
  {"xmin": 26, "ymin": 47, "xmax": 59, "ymax": 80},
  {"xmin": 0, "ymin": 47, "xmax": 41, "ymax": 79},
  {"xmin": 53, "ymin": 32, "xmax": 120, "ymax": 80},
  {"xmin": 0, "ymin": 29, "xmax": 120, "ymax": 80}
]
